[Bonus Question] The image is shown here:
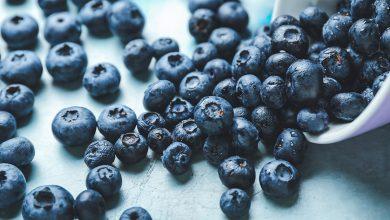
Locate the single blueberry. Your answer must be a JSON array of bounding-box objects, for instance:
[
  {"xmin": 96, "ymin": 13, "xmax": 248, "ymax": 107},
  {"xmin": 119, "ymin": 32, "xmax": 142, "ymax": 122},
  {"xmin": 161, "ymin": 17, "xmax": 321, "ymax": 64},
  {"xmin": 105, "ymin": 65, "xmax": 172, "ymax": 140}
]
[
  {"xmin": 272, "ymin": 25, "xmax": 309, "ymax": 58},
  {"xmin": 322, "ymin": 13, "xmax": 353, "ymax": 47},
  {"xmin": 1, "ymin": 14, "xmax": 39, "ymax": 50},
  {"xmin": 155, "ymin": 52, "xmax": 195, "ymax": 85},
  {"xmin": 220, "ymin": 188, "xmax": 251, "ymax": 219},
  {"xmin": 203, "ymin": 135, "xmax": 231, "ymax": 166},
  {"xmin": 0, "ymin": 84, "xmax": 34, "ymax": 119},
  {"xmin": 0, "ymin": 137, "xmax": 35, "ymax": 167},
  {"xmin": 349, "ymin": 19, "xmax": 380, "ymax": 56},
  {"xmin": 372, "ymin": 72, "xmax": 389, "ymax": 94},
  {"xmin": 232, "ymin": 46, "xmax": 265, "ymax": 79},
  {"xmin": 147, "ymin": 128, "xmax": 172, "ymax": 154},
  {"xmin": 172, "ymin": 119, "xmax": 205, "ymax": 151},
  {"xmin": 231, "ymin": 117, "xmax": 258, "ymax": 155},
  {"xmin": 137, "ymin": 112, "xmax": 166, "ymax": 137},
  {"xmin": 346, "ymin": 45, "xmax": 364, "ymax": 71},
  {"xmin": 274, "ymin": 128, "xmax": 307, "ymax": 165},
  {"xmin": 260, "ymin": 76, "xmax": 286, "ymax": 109},
  {"xmin": 203, "ymin": 58, "xmax": 231, "ymax": 83},
  {"xmin": 114, "ymin": 132, "xmax": 148, "ymax": 164},
  {"xmin": 119, "ymin": 207, "xmax": 152, "ymax": 220},
  {"xmin": 179, "ymin": 71, "xmax": 214, "ymax": 104},
  {"xmin": 79, "ymin": 0, "xmax": 112, "ymax": 36},
  {"xmin": 299, "ymin": 6, "xmax": 328, "ymax": 39},
  {"xmin": 308, "ymin": 41, "xmax": 326, "ymax": 62},
  {"xmin": 251, "ymin": 106, "xmax": 280, "ymax": 140},
  {"xmin": 209, "ymin": 27, "xmax": 241, "ymax": 60},
  {"xmin": 164, "ymin": 97, "xmax": 194, "ymax": 127},
  {"xmin": 322, "ymin": 77, "xmax": 342, "ymax": 100},
  {"xmin": 297, "ymin": 107, "xmax": 329, "ymax": 134},
  {"xmin": 84, "ymin": 140, "xmax": 115, "ymax": 169},
  {"xmin": 350, "ymin": 0, "xmax": 375, "ymax": 20},
  {"xmin": 264, "ymin": 52, "xmax": 297, "ymax": 79},
  {"xmin": 361, "ymin": 53, "xmax": 390, "ymax": 84},
  {"xmin": 143, "ymin": 80, "xmax": 176, "ymax": 113},
  {"xmin": 330, "ymin": 92, "xmax": 367, "ymax": 122},
  {"xmin": 218, "ymin": 156, "xmax": 255, "ymax": 189},
  {"xmin": 236, "ymin": 74, "xmax": 262, "ymax": 108},
  {"xmin": 161, "ymin": 142, "xmax": 192, "ymax": 175},
  {"xmin": 86, "ymin": 165, "xmax": 122, "ymax": 198},
  {"xmin": 38, "ymin": 0, "xmax": 68, "ymax": 16},
  {"xmin": 44, "ymin": 12, "xmax": 82, "ymax": 45},
  {"xmin": 192, "ymin": 42, "xmax": 218, "ymax": 70},
  {"xmin": 249, "ymin": 33, "xmax": 273, "ymax": 58},
  {"xmin": 0, "ymin": 111, "xmax": 16, "ymax": 143},
  {"xmin": 74, "ymin": 190, "xmax": 106, "ymax": 220},
  {"xmin": 270, "ymin": 15, "xmax": 300, "ymax": 34},
  {"xmin": 0, "ymin": 163, "xmax": 26, "ymax": 209},
  {"xmin": 381, "ymin": 28, "xmax": 390, "ymax": 56},
  {"xmin": 374, "ymin": 0, "xmax": 390, "ymax": 31},
  {"xmin": 213, "ymin": 78, "xmax": 239, "ymax": 107},
  {"xmin": 83, "ymin": 63, "xmax": 121, "ymax": 97},
  {"xmin": 318, "ymin": 47, "xmax": 352, "ymax": 81},
  {"xmin": 188, "ymin": 9, "xmax": 218, "ymax": 43},
  {"xmin": 233, "ymin": 107, "xmax": 250, "ymax": 120},
  {"xmin": 152, "ymin": 37, "xmax": 180, "ymax": 60},
  {"xmin": 188, "ymin": 0, "xmax": 223, "ymax": 13},
  {"xmin": 123, "ymin": 39, "xmax": 154, "ymax": 73},
  {"xmin": 217, "ymin": 2, "xmax": 249, "ymax": 32}
]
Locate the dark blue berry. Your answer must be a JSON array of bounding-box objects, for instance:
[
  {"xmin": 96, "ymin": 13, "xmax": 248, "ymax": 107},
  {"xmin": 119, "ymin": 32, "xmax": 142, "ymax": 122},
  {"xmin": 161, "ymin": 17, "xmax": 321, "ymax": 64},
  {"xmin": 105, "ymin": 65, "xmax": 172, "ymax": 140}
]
[
  {"xmin": 151, "ymin": 37, "xmax": 179, "ymax": 60},
  {"xmin": 188, "ymin": 0, "xmax": 223, "ymax": 13},
  {"xmin": 322, "ymin": 77, "xmax": 342, "ymax": 100},
  {"xmin": 236, "ymin": 74, "xmax": 262, "ymax": 108},
  {"xmin": 164, "ymin": 97, "xmax": 194, "ymax": 127},
  {"xmin": 361, "ymin": 53, "xmax": 390, "ymax": 84},
  {"xmin": 38, "ymin": 0, "xmax": 68, "ymax": 16},
  {"xmin": 79, "ymin": 0, "xmax": 111, "ymax": 36},
  {"xmin": 233, "ymin": 107, "xmax": 250, "ymax": 120},
  {"xmin": 349, "ymin": 19, "xmax": 380, "ymax": 56},
  {"xmin": 155, "ymin": 52, "xmax": 195, "ymax": 85},
  {"xmin": 0, "ymin": 137, "xmax": 34, "ymax": 167},
  {"xmin": 272, "ymin": 25, "xmax": 309, "ymax": 58},
  {"xmin": 119, "ymin": 207, "xmax": 152, "ymax": 220},
  {"xmin": 1, "ymin": 14, "xmax": 39, "ymax": 50},
  {"xmin": 374, "ymin": 0, "xmax": 390, "ymax": 31},
  {"xmin": 218, "ymin": 156, "xmax": 255, "ymax": 189},
  {"xmin": 179, "ymin": 71, "xmax": 214, "ymax": 104},
  {"xmin": 203, "ymin": 58, "xmax": 231, "ymax": 83},
  {"xmin": 346, "ymin": 45, "xmax": 364, "ymax": 71},
  {"xmin": 212, "ymin": 78, "xmax": 239, "ymax": 107},
  {"xmin": 114, "ymin": 132, "xmax": 148, "ymax": 164},
  {"xmin": 202, "ymin": 135, "xmax": 231, "ymax": 166},
  {"xmin": 299, "ymin": 6, "xmax": 328, "ymax": 39},
  {"xmin": 123, "ymin": 39, "xmax": 154, "ymax": 73},
  {"xmin": 44, "ymin": 12, "xmax": 81, "ymax": 45},
  {"xmin": 249, "ymin": 33, "xmax": 273, "ymax": 58},
  {"xmin": 172, "ymin": 119, "xmax": 205, "ymax": 151},
  {"xmin": 220, "ymin": 188, "xmax": 251, "ymax": 219},
  {"xmin": 251, "ymin": 106, "xmax": 280, "ymax": 140},
  {"xmin": 143, "ymin": 80, "xmax": 176, "ymax": 113},
  {"xmin": 137, "ymin": 112, "xmax": 166, "ymax": 137},
  {"xmin": 297, "ymin": 108, "xmax": 329, "ymax": 134},
  {"xmin": 192, "ymin": 42, "xmax": 218, "ymax": 69},
  {"xmin": 188, "ymin": 9, "xmax": 217, "ymax": 43},
  {"xmin": 264, "ymin": 52, "xmax": 297, "ymax": 79},
  {"xmin": 270, "ymin": 15, "xmax": 300, "ymax": 34},
  {"xmin": 84, "ymin": 140, "xmax": 115, "ymax": 169},
  {"xmin": 330, "ymin": 92, "xmax": 367, "ymax": 122},
  {"xmin": 231, "ymin": 117, "xmax": 258, "ymax": 155},
  {"xmin": 83, "ymin": 63, "xmax": 121, "ymax": 97},
  {"xmin": 274, "ymin": 128, "xmax": 307, "ymax": 165},
  {"xmin": 322, "ymin": 13, "xmax": 353, "ymax": 47},
  {"xmin": 308, "ymin": 41, "xmax": 326, "ymax": 62},
  {"xmin": 147, "ymin": 128, "xmax": 172, "ymax": 154},
  {"xmin": 161, "ymin": 142, "xmax": 192, "ymax": 175},
  {"xmin": 0, "ymin": 163, "xmax": 26, "ymax": 209},
  {"xmin": 260, "ymin": 76, "xmax": 286, "ymax": 109},
  {"xmin": 381, "ymin": 28, "xmax": 390, "ymax": 56},
  {"xmin": 232, "ymin": 46, "xmax": 265, "ymax": 79},
  {"xmin": 74, "ymin": 190, "xmax": 105, "ymax": 220},
  {"xmin": 372, "ymin": 72, "xmax": 389, "ymax": 94},
  {"xmin": 0, "ymin": 111, "xmax": 16, "ymax": 143},
  {"xmin": 86, "ymin": 165, "xmax": 122, "ymax": 198},
  {"xmin": 318, "ymin": 47, "xmax": 352, "ymax": 81},
  {"xmin": 0, "ymin": 84, "xmax": 34, "ymax": 119},
  {"xmin": 350, "ymin": 0, "xmax": 374, "ymax": 20},
  {"xmin": 217, "ymin": 2, "xmax": 249, "ymax": 32},
  {"xmin": 209, "ymin": 27, "xmax": 241, "ymax": 60}
]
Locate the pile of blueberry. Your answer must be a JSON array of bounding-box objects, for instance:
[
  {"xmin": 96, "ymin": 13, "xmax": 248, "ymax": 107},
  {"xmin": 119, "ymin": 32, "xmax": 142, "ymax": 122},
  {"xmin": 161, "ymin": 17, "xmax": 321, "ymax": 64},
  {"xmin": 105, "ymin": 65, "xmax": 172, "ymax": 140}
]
[{"xmin": 0, "ymin": 0, "xmax": 389, "ymax": 219}]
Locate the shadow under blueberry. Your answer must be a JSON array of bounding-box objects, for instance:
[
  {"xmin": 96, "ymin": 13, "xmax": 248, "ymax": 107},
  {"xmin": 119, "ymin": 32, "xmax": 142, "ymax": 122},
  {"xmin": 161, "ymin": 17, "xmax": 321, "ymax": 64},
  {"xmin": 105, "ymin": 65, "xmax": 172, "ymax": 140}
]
[
  {"xmin": 89, "ymin": 90, "xmax": 121, "ymax": 105},
  {"xmin": 20, "ymin": 163, "xmax": 34, "ymax": 182},
  {"xmin": 16, "ymin": 111, "xmax": 34, "ymax": 128},
  {"xmin": 62, "ymin": 144, "xmax": 87, "ymax": 159},
  {"xmin": 5, "ymin": 0, "xmax": 26, "ymax": 5},
  {"xmin": 119, "ymin": 157, "xmax": 151, "ymax": 174},
  {"xmin": 130, "ymin": 69, "xmax": 153, "ymax": 83},
  {"xmin": 105, "ymin": 193, "xmax": 122, "ymax": 211},
  {"xmin": 52, "ymin": 79, "xmax": 83, "ymax": 91},
  {"xmin": 170, "ymin": 167, "xmax": 193, "ymax": 184},
  {"xmin": 264, "ymin": 193, "xmax": 299, "ymax": 208}
]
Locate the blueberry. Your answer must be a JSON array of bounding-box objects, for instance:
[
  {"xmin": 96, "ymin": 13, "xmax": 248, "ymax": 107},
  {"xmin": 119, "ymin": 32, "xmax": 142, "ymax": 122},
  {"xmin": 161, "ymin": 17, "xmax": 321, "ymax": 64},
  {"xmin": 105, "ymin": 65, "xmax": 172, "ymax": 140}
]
[
  {"xmin": 114, "ymin": 132, "xmax": 148, "ymax": 164},
  {"xmin": 22, "ymin": 185, "xmax": 74, "ymax": 220},
  {"xmin": 274, "ymin": 128, "xmax": 307, "ymax": 165},
  {"xmin": 1, "ymin": 14, "xmax": 39, "ymax": 50},
  {"xmin": 52, "ymin": 106, "xmax": 96, "ymax": 146},
  {"xmin": 350, "ymin": 0, "xmax": 374, "ymax": 20},
  {"xmin": 278, "ymin": 106, "xmax": 298, "ymax": 128},
  {"xmin": 194, "ymin": 96, "xmax": 233, "ymax": 135},
  {"xmin": 202, "ymin": 135, "xmax": 231, "ymax": 165},
  {"xmin": 152, "ymin": 37, "xmax": 179, "ymax": 60},
  {"xmin": 217, "ymin": 2, "xmax": 249, "ymax": 32},
  {"xmin": 218, "ymin": 156, "xmax": 255, "ymax": 189},
  {"xmin": 161, "ymin": 142, "xmax": 192, "ymax": 175},
  {"xmin": 179, "ymin": 71, "xmax": 214, "ymax": 105},
  {"xmin": 231, "ymin": 117, "xmax": 258, "ymax": 155},
  {"xmin": 192, "ymin": 42, "xmax": 218, "ymax": 69},
  {"xmin": 322, "ymin": 13, "xmax": 353, "ymax": 47},
  {"xmin": 212, "ymin": 78, "xmax": 239, "ymax": 107},
  {"xmin": 308, "ymin": 41, "xmax": 326, "ymax": 62},
  {"xmin": 123, "ymin": 39, "xmax": 154, "ymax": 73},
  {"xmin": 346, "ymin": 45, "xmax": 364, "ymax": 71},
  {"xmin": 164, "ymin": 97, "xmax": 194, "ymax": 127},
  {"xmin": 259, "ymin": 159, "xmax": 300, "ymax": 198},
  {"xmin": 338, "ymin": 0, "xmax": 351, "ymax": 13},
  {"xmin": 189, "ymin": 9, "xmax": 218, "ymax": 43},
  {"xmin": 249, "ymin": 33, "xmax": 273, "ymax": 58},
  {"xmin": 272, "ymin": 25, "xmax": 309, "ymax": 58},
  {"xmin": 0, "ymin": 84, "xmax": 34, "ymax": 119},
  {"xmin": 0, "ymin": 51, "xmax": 42, "ymax": 88},
  {"xmin": 232, "ymin": 46, "xmax": 265, "ymax": 79},
  {"xmin": 233, "ymin": 107, "xmax": 250, "ymax": 120},
  {"xmin": 38, "ymin": 0, "xmax": 68, "ymax": 16},
  {"xmin": 270, "ymin": 15, "xmax": 300, "ymax": 34},
  {"xmin": 155, "ymin": 52, "xmax": 195, "ymax": 85},
  {"xmin": 83, "ymin": 63, "xmax": 121, "ymax": 97},
  {"xmin": 220, "ymin": 188, "xmax": 251, "ymax": 219},
  {"xmin": 236, "ymin": 74, "xmax": 262, "ymax": 108},
  {"xmin": 172, "ymin": 119, "xmax": 205, "ymax": 151},
  {"xmin": 286, "ymin": 59, "xmax": 323, "ymax": 105},
  {"xmin": 264, "ymin": 52, "xmax": 297, "ymax": 79},
  {"xmin": 299, "ymin": 6, "xmax": 328, "ymax": 39},
  {"xmin": 298, "ymin": 107, "xmax": 329, "ymax": 133},
  {"xmin": 143, "ymin": 80, "xmax": 176, "ymax": 113},
  {"xmin": 362, "ymin": 53, "xmax": 390, "ymax": 84},
  {"xmin": 84, "ymin": 140, "xmax": 115, "ymax": 169},
  {"xmin": 349, "ymin": 19, "xmax": 380, "ymax": 56},
  {"xmin": 330, "ymin": 92, "xmax": 367, "ymax": 122},
  {"xmin": 381, "ymin": 28, "xmax": 390, "ymax": 56},
  {"xmin": 71, "ymin": 0, "xmax": 89, "ymax": 8},
  {"xmin": 322, "ymin": 77, "xmax": 342, "ymax": 100},
  {"xmin": 46, "ymin": 42, "xmax": 88, "ymax": 83},
  {"xmin": 79, "ymin": 0, "xmax": 111, "ymax": 36},
  {"xmin": 209, "ymin": 27, "xmax": 241, "ymax": 60},
  {"xmin": 361, "ymin": 87, "xmax": 374, "ymax": 104},
  {"xmin": 119, "ymin": 207, "xmax": 152, "ymax": 220},
  {"xmin": 74, "ymin": 190, "xmax": 105, "ymax": 220},
  {"xmin": 44, "ymin": 12, "xmax": 81, "ymax": 45},
  {"xmin": 318, "ymin": 47, "xmax": 352, "ymax": 81},
  {"xmin": 0, "ymin": 137, "xmax": 35, "ymax": 167},
  {"xmin": 251, "ymin": 106, "xmax": 280, "ymax": 140},
  {"xmin": 147, "ymin": 128, "xmax": 172, "ymax": 154},
  {"xmin": 260, "ymin": 76, "xmax": 286, "ymax": 109},
  {"xmin": 374, "ymin": 0, "xmax": 390, "ymax": 31},
  {"xmin": 0, "ymin": 111, "xmax": 16, "ymax": 143},
  {"xmin": 107, "ymin": 0, "xmax": 145, "ymax": 43},
  {"xmin": 188, "ymin": 0, "xmax": 223, "ymax": 13},
  {"xmin": 372, "ymin": 72, "xmax": 389, "ymax": 94},
  {"xmin": 86, "ymin": 165, "xmax": 122, "ymax": 198},
  {"xmin": 0, "ymin": 163, "xmax": 26, "ymax": 209},
  {"xmin": 203, "ymin": 58, "xmax": 231, "ymax": 83},
  {"xmin": 137, "ymin": 112, "xmax": 166, "ymax": 137}
]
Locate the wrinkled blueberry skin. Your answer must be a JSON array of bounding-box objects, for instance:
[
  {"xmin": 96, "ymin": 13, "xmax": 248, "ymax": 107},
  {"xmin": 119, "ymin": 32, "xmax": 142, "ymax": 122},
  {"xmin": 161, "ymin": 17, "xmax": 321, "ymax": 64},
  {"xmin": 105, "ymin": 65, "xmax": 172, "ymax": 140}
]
[
  {"xmin": 283, "ymin": 143, "xmax": 308, "ymax": 169},
  {"xmin": 52, "ymin": 106, "xmax": 97, "ymax": 146},
  {"xmin": 217, "ymin": 2, "xmax": 249, "ymax": 32},
  {"xmin": 152, "ymin": 37, "xmax": 180, "ymax": 60},
  {"xmin": 297, "ymin": 108, "xmax": 329, "ymax": 134},
  {"xmin": 381, "ymin": 28, "xmax": 390, "ymax": 56},
  {"xmin": 299, "ymin": 6, "xmax": 328, "ymax": 39},
  {"xmin": 372, "ymin": 72, "xmax": 389, "ymax": 94},
  {"xmin": 188, "ymin": 9, "xmax": 218, "ymax": 43},
  {"xmin": 203, "ymin": 58, "xmax": 231, "ymax": 84},
  {"xmin": 286, "ymin": 59, "xmax": 323, "ymax": 105},
  {"xmin": 164, "ymin": 97, "xmax": 194, "ymax": 127},
  {"xmin": 330, "ymin": 92, "xmax": 367, "ymax": 122},
  {"xmin": 260, "ymin": 76, "xmax": 286, "ymax": 109},
  {"xmin": 322, "ymin": 77, "xmax": 342, "ymax": 100},
  {"xmin": 0, "ymin": 84, "xmax": 35, "ymax": 119},
  {"xmin": 318, "ymin": 47, "xmax": 351, "ymax": 81},
  {"xmin": 46, "ymin": 42, "xmax": 88, "ymax": 83},
  {"xmin": 84, "ymin": 140, "xmax": 115, "ymax": 169},
  {"xmin": 194, "ymin": 96, "xmax": 233, "ymax": 136},
  {"xmin": 137, "ymin": 112, "xmax": 166, "ymax": 137},
  {"xmin": 44, "ymin": 12, "xmax": 81, "ymax": 45},
  {"xmin": 351, "ymin": 0, "xmax": 375, "ymax": 20},
  {"xmin": 0, "ymin": 163, "xmax": 26, "ymax": 209},
  {"xmin": 209, "ymin": 27, "xmax": 241, "ymax": 60},
  {"xmin": 38, "ymin": 0, "xmax": 68, "ymax": 16},
  {"xmin": 346, "ymin": 45, "xmax": 364, "ymax": 71},
  {"xmin": 218, "ymin": 156, "xmax": 255, "ymax": 189},
  {"xmin": 361, "ymin": 54, "xmax": 390, "ymax": 84},
  {"xmin": 147, "ymin": 128, "xmax": 172, "ymax": 154},
  {"xmin": 0, "ymin": 137, "xmax": 35, "ymax": 167},
  {"xmin": 236, "ymin": 74, "xmax": 262, "ymax": 108},
  {"xmin": 308, "ymin": 41, "xmax": 326, "ymax": 62},
  {"xmin": 264, "ymin": 52, "xmax": 297, "ymax": 79},
  {"xmin": 83, "ymin": 63, "xmax": 121, "ymax": 97},
  {"xmin": 107, "ymin": 0, "xmax": 145, "ymax": 43},
  {"xmin": 0, "ymin": 51, "xmax": 43, "ymax": 88},
  {"xmin": 232, "ymin": 46, "xmax": 265, "ymax": 79},
  {"xmin": 249, "ymin": 33, "xmax": 273, "ymax": 58},
  {"xmin": 192, "ymin": 42, "xmax": 218, "ymax": 69},
  {"xmin": 86, "ymin": 165, "xmax": 122, "ymax": 198},
  {"xmin": 143, "ymin": 80, "xmax": 176, "ymax": 113},
  {"xmin": 213, "ymin": 78, "xmax": 239, "ymax": 107},
  {"xmin": 123, "ymin": 39, "xmax": 154, "ymax": 73},
  {"xmin": 259, "ymin": 159, "xmax": 300, "ymax": 198},
  {"xmin": 172, "ymin": 119, "xmax": 205, "ymax": 151},
  {"xmin": 270, "ymin": 15, "xmax": 300, "ymax": 34},
  {"xmin": 322, "ymin": 13, "xmax": 353, "ymax": 47},
  {"xmin": 161, "ymin": 142, "xmax": 192, "ymax": 175},
  {"xmin": 22, "ymin": 185, "xmax": 74, "ymax": 220},
  {"xmin": 231, "ymin": 117, "xmax": 258, "ymax": 155},
  {"xmin": 179, "ymin": 72, "xmax": 214, "ymax": 105},
  {"xmin": 189, "ymin": 0, "xmax": 223, "ymax": 13},
  {"xmin": 233, "ymin": 107, "xmax": 250, "ymax": 120},
  {"xmin": 362, "ymin": 87, "xmax": 374, "ymax": 104},
  {"xmin": 220, "ymin": 188, "xmax": 251, "ymax": 219},
  {"xmin": 278, "ymin": 106, "xmax": 298, "ymax": 128},
  {"xmin": 272, "ymin": 25, "xmax": 309, "ymax": 58},
  {"xmin": 74, "ymin": 190, "xmax": 106, "ymax": 220},
  {"xmin": 374, "ymin": 0, "xmax": 390, "ymax": 31},
  {"xmin": 203, "ymin": 135, "xmax": 231, "ymax": 166},
  {"xmin": 1, "ymin": 14, "xmax": 39, "ymax": 50},
  {"xmin": 114, "ymin": 132, "xmax": 148, "ymax": 164},
  {"xmin": 79, "ymin": 0, "xmax": 111, "ymax": 36},
  {"xmin": 119, "ymin": 207, "xmax": 152, "ymax": 220},
  {"xmin": 155, "ymin": 52, "xmax": 195, "ymax": 85},
  {"xmin": 98, "ymin": 104, "xmax": 137, "ymax": 142},
  {"xmin": 251, "ymin": 106, "xmax": 280, "ymax": 140},
  {"xmin": 0, "ymin": 111, "xmax": 16, "ymax": 143},
  {"xmin": 349, "ymin": 19, "xmax": 380, "ymax": 56}
]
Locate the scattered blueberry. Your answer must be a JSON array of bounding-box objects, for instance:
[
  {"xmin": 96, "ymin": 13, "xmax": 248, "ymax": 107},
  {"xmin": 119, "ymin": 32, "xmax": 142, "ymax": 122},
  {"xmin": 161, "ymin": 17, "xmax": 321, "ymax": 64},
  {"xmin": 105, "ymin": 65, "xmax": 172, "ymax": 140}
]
[
  {"xmin": 231, "ymin": 117, "xmax": 258, "ymax": 155},
  {"xmin": 162, "ymin": 142, "xmax": 192, "ymax": 175},
  {"xmin": 86, "ymin": 165, "xmax": 122, "ymax": 198},
  {"xmin": 123, "ymin": 39, "xmax": 154, "ymax": 73},
  {"xmin": 1, "ymin": 14, "xmax": 39, "ymax": 50},
  {"xmin": 235, "ymin": 74, "xmax": 262, "ymax": 108},
  {"xmin": 155, "ymin": 52, "xmax": 195, "ymax": 84},
  {"xmin": 209, "ymin": 27, "xmax": 241, "ymax": 60},
  {"xmin": 84, "ymin": 140, "xmax": 115, "ymax": 169},
  {"xmin": 297, "ymin": 107, "xmax": 329, "ymax": 134},
  {"xmin": 349, "ymin": 18, "xmax": 380, "ymax": 56},
  {"xmin": 179, "ymin": 71, "xmax": 214, "ymax": 104},
  {"xmin": 38, "ymin": 0, "xmax": 68, "ymax": 16},
  {"xmin": 322, "ymin": 12, "xmax": 353, "ymax": 47},
  {"xmin": 143, "ymin": 80, "xmax": 176, "ymax": 113},
  {"xmin": 0, "ymin": 137, "xmax": 35, "ymax": 167},
  {"xmin": 83, "ymin": 63, "xmax": 121, "ymax": 97},
  {"xmin": 192, "ymin": 42, "xmax": 218, "ymax": 69},
  {"xmin": 0, "ymin": 163, "xmax": 26, "ymax": 209},
  {"xmin": 274, "ymin": 128, "xmax": 307, "ymax": 165},
  {"xmin": 0, "ymin": 111, "xmax": 16, "ymax": 143},
  {"xmin": 218, "ymin": 156, "xmax": 255, "ymax": 189},
  {"xmin": 219, "ymin": 188, "xmax": 251, "ymax": 219},
  {"xmin": 232, "ymin": 46, "xmax": 265, "ymax": 79},
  {"xmin": 264, "ymin": 52, "xmax": 297, "ymax": 79},
  {"xmin": 251, "ymin": 106, "xmax": 280, "ymax": 140},
  {"xmin": 212, "ymin": 78, "xmax": 239, "ymax": 107},
  {"xmin": 299, "ymin": 6, "xmax": 328, "ymax": 39},
  {"xmin": 217, "ymin": 2, "xmax": 249, "ymax": 32},
  {"xmin": 0, "ymin": 84, "xmax": 35, "ymax": 119},
  {"xmin": 322, "ymin": 77, "xmax": 342, "ymax": 100},
  {"xmin": 114, "ymin": 132, "xmax": 148, "ymax": 164},
  {"xmin": 260, "ymin": 76, "xmax": 286, "ymax": 109},
  {"xmin": 172, "ymin": 119, "xmax": 205, "ymax": 151},
  {"xmin": 203, "ymin": 58, "xmax": 231, "ymax": 83},
  {"xmin": 119, "ymin": 207, "xmax": 152, "ymax": 220},
  {"xmin": 147, "ymin": 128, "xmax": 172, "ymax": 154},
  {"xmin": 164, "ymin": 97, "xmax": 194, "ymax": 127},
  {"xmin": 137, "ymin": 112, "xmax": 166, "ymax": 137},
  {"xmin": 152, "ymin": 37, "xmax": 180, "ymax": 60},
  {"xmin": 188, "ymin": 9, "xmax": 218, "ymax": 43},
  {"xmin": 74, "ymin": 189, "xmax": 106, "ymax": 220},
  {"xmin": 202, "ymin": 135, "xmax": 231, "ymax": 165},
  {"xmin": 272, "ymin": 25, "xmax": 309, "ymax": 58},
  {"xmin": 79, "ymin": 0, "xmax": 112, "ymax": 36},
  {"xmin": 330, "ymin": 92, "xmax": 367, "ymax": 122},
  {"xmin": 44, "ymin": 12, "xmax": 82, "ymax": 45},
  {"xmin": 318, "ymin": 47, "xmax": 351, "ymax": 81}
]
